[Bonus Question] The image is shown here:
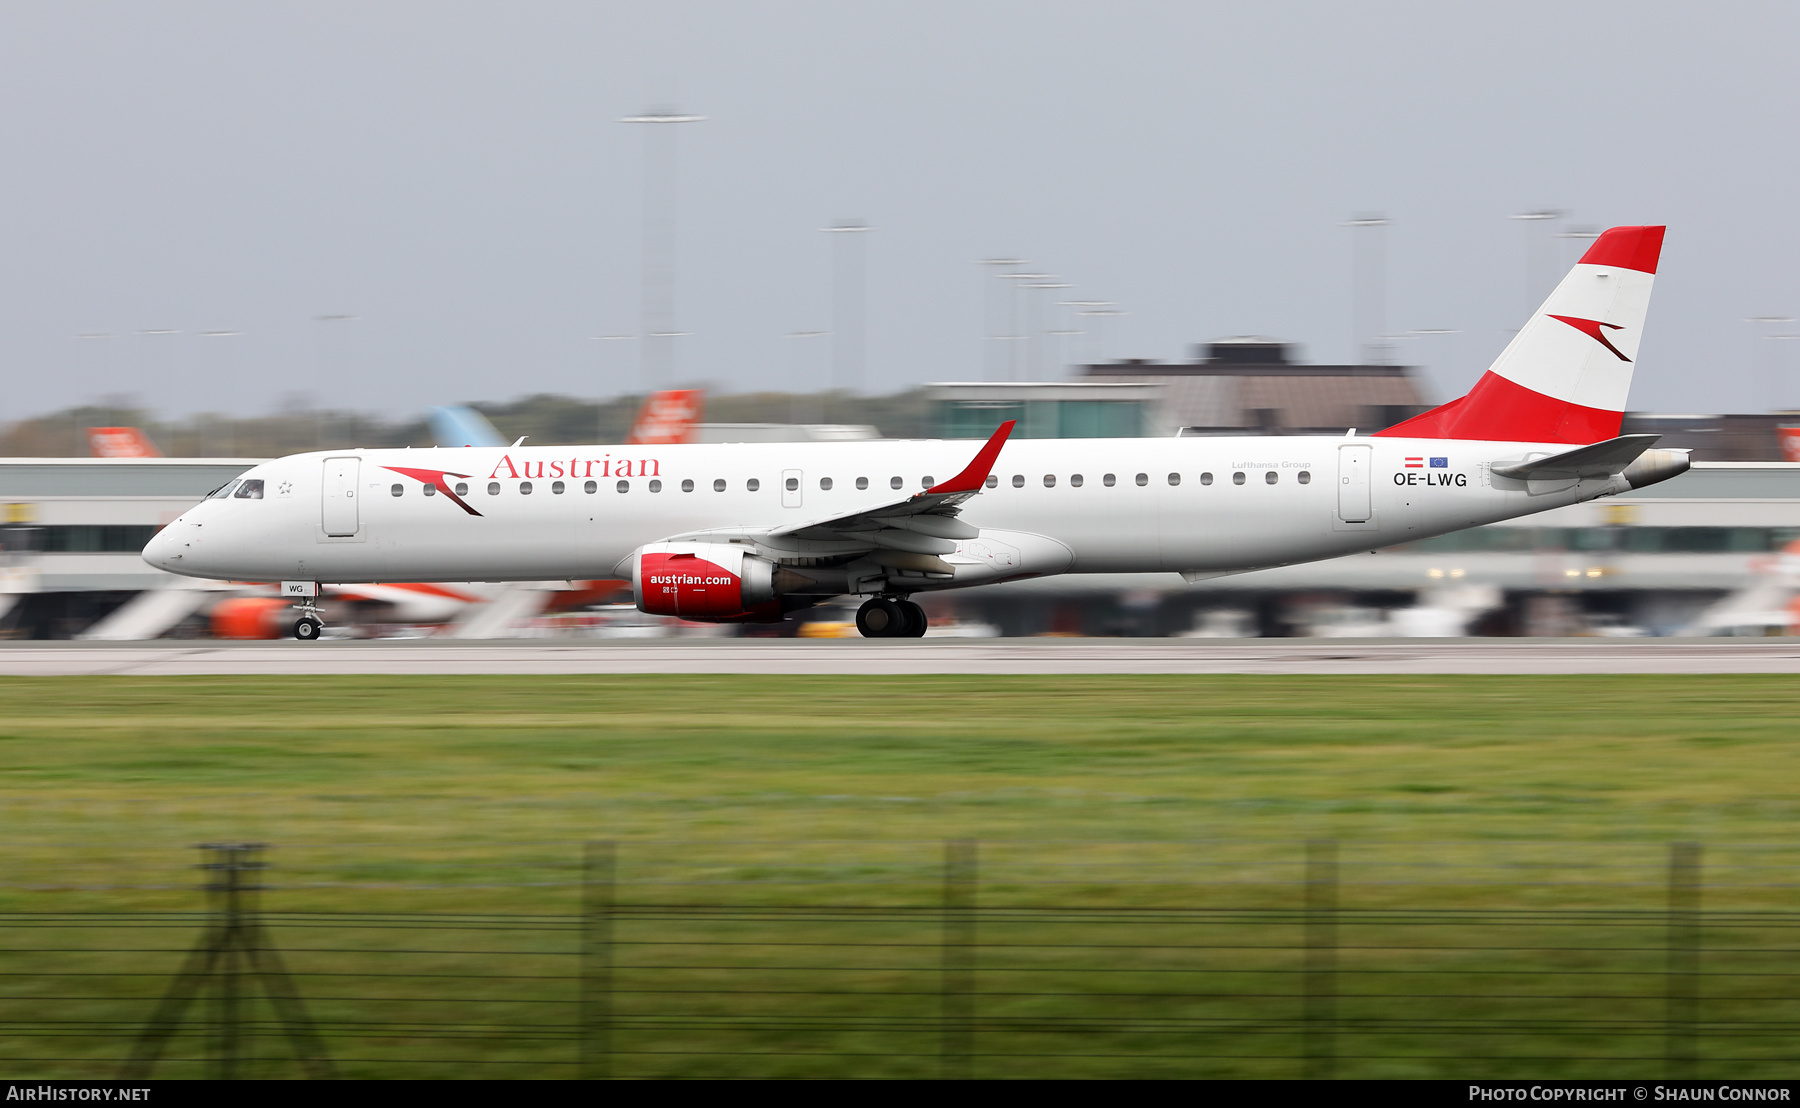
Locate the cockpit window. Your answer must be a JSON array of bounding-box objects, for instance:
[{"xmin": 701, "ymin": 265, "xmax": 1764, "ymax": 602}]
[
  {"xmin": 208, "ymin": 480, "xmax": 242, "ymax": 499},
  {"xmin": 233, "ymin": 479, "xmax": 265, "ymax": 499}
]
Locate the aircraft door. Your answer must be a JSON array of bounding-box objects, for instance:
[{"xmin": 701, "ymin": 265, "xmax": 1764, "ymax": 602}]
[
  {"xmin": 781, "ymin": 468, "xmax": 803, "ymax": 509},
  {"xmin": 322, "ymin": 457, "xmax": 361, "ymax": 536},
  {"xmin": 1337, "ymin": 444, "xmax": 1372, "ymax": 523}
]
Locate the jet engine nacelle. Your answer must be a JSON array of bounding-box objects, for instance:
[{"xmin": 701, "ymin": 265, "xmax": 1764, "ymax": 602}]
[{"xmin": 630, "ymin": 542, "xmax": 777, "ymax": 620}]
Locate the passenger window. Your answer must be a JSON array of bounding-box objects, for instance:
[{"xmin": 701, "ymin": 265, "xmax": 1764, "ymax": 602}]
[
  {"xmin": 748, "ymin": 478, "xmax": 761, "ymax": 492},
  {"xmin": 583, "ymin": 480, "xmax": 597, "ymax": 494},
  {"xmin": 1265, "ymin": 471, "xmax": 1279, "ymax": 485},
  {"xmin": 786, "ymin": 477, "xmax": 799, "ymax": 491},
  {"xmin": 423, "ymin": 483, "xmax": 437, "ymax": 496},
  {"xmin": 391, "ymin": 484, "xmax": 404, "ymax": 497},
  {"xmin": 1043, "ymin": 474, "xmax": 1056, "ymax": 487},
  {"xmin": 922, "ymin": 476, "xmax": 934, "ymax": 488},
  {"xmin": 1135, "ymin": 473, "xmax": 1148, "ymax": 486},
  {"xmin": 682, "ymin": 479, "xmax": 695, "ymax": 492},
  {"xmin": 649, "ymin": 479, "xmax": 662, "ymax": 493},
  {"xmin": 1012, "ymin": 474, "xmax": 1024, "ymax": 488},
  {"xmin": 234, "ymin": 479, "xmax": 265, "ymax": 499},
  {"xmin": 714, "ymin": 479, "xmax": 727, "ymax": 492},
  {"xmin": 1168, "ymin": 473, "xmax": 1180, "ymax": 486},
  {"xmin": 856, "ymin": 477, "xmax": 868, "ymax": 490},
  {"xmin": 1200, "ymin": 472, "xmax": 1213, "ymax": 485},
  {"xmin": 209, "ymin": 480, "xmax": 241, "ymax": 499},
  {"xmin": 1070, "ymin": 474, "xmax": 1084, "ymax": 488},
  {"xmin": 488, "ymin": 482, "xmax": 501, "ymax": 495},
  {"xmin": 985, "ymin": 475, "xmax": 997, "ymax": 489},
  {"xmin": 520, "ymin": 481, "xmax": 533, "ymax": 495},
  {"xmin": 820, "ymin": 477, "xmax": 833, "ymax": 490},
  {"xmin": 552, "ymin": 480, "xmax": 565, "ymax": 494},
  {"xmin": 1233, "ymin": 471, "xmax": 1246, "ymax": 485},
  {"xmin": 456, "ymin": 482, "xmax": 469, "ymax": 496},
  {"xmin": 1103, "ymin": 473, "xmax": 1116, "ymax": 487},
  {"xmin": 617, "ymin": 480, "xmax": 630, "ymax": 493},
  {"xmin": 890, "ymin": 476, "xmax": 903, "ymax": 490},
  {"xmin": 1298, "ymin": 470, "xmax": 1311, "ymax": 485}
]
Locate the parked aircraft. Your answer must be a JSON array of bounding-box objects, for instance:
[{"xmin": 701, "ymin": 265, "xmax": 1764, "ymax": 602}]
[
  {"xmin": 144, "ymin": 226, "xmax": 1691, "ymax": 639},
  {"xmin": 85, "ymin": 427, "xmax": 162, "ymax": 458}
]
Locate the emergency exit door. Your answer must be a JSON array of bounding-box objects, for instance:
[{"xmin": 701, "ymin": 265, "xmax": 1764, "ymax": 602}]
[
  {"xmin": 781, "ymin": 468, "xmax": 803, "ymax": 509},
  {"xmin": 1337, "ymin": 444, "xmax": 1372, "ymax": 523},
  {"xmin": 322, "ymin": 457, "xmax": 361, "ymax": 536}
]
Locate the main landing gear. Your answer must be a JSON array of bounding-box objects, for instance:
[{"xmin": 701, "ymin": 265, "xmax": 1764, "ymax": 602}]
[
  {"xmin": 292, "ymin": 599, "xmax": 324, "ymax": 641},
  {"xmin": 856, "ymin": 597, "xmax": 927, "ymax": 638}
]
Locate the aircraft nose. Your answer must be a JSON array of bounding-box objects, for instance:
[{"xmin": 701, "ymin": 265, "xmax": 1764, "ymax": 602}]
[{"xmin": 141, "ymin": 524, "xmax": 186, "ymax": 570}]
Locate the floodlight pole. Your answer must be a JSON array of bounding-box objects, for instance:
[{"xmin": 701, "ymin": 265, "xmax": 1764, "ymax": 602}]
[
  {"xmin": 1020, "ymin": 282, "xmax": 1069, "ymax": 377},
  {"xmin": 786, "ymin": 330, "xmax": 829, "ymax": 423},
  {"xmin": 1511, "ymin": 209, "xmax": 1563, "ymax": 315},
  {"xmin": 591, "ymin": 335, "xmax": 634, "ymax": 439},
  {"xmin": 1002, "ymin": 273, "xmax": 1051, "ymax": 381},
  {"xmin": 1746, "ymin": 317, "xmax": 1796, "ymax": 412},
  {"xmin": 1345, "ymin": 215, "xmax": 1390, "ymax": 365},
  {"xmin": 824, "ymin": 222, "xmax": 872, "ymax": 395},
  {"xmin": 978, "ymin": 259, "xmax": 1024, "ymax": 380},
  {"xmin": 621, "ymin": 108, "xmax": 705, "ymax": 391},
  {"xmin": 1067, "ymin": 304, "xmax": 1118, "ymax": 367}
]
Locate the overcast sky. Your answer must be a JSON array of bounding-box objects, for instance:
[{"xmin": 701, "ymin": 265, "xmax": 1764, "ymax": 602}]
[{"xmin": 2, "ymin": 1, "xmax": 1797, "ymax": 423}]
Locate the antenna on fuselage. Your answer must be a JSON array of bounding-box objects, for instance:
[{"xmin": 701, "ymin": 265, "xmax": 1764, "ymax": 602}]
[{"xmin": 511, "ymin": 437, "xmax": 527, "ymax": 447}]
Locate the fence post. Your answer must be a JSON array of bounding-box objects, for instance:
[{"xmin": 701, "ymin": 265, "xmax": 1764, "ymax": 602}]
[
  {"xmin": 121, "ymin": 843, "xmax": 332, "ymax": 1080},
  {"xmin": 580, "ymin": 841, "xmax": 616, "ymax": 1080},
  {"xmin": 213, "ymin": 851, "xmax": 245, "ymax": 1080},
  {"xmin": 942, "ymin": 839, "xmax": 977, "ymax": 1080},
  {"xmin": 1304, "ymin": 838, "xmax": 1338, "ymax": 1080},
  {"xmin": 1667, "ymin": 841, "xmax": 1701, "ymax": 1080}
]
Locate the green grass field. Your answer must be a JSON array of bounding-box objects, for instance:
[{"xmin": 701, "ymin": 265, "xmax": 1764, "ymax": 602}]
[
  {"xmin": 4, "ymin": 674, "xmax": 1798, "ymax": 844},
  {"xmin": 1, "ymin": 675, "xmax": 1797, "ymax": 1078}
]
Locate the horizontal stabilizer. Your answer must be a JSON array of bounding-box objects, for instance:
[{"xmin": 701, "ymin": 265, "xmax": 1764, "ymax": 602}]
[{"xmin": 1489, "ymin": 434, "xmax": 1660, "ymax": 480}]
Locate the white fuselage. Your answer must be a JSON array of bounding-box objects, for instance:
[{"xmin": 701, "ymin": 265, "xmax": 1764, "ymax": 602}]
[{"xmin": 143, "ymin": 434, "xmax": 1633, "ymax": 590}]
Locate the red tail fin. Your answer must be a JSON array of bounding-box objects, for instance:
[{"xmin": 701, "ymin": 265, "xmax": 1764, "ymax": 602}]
[
  {"xmin": 1374, "ymin": 225, "xmax": 1663, "ymax": 444},
  {"xmin": 626, "ymin": 389, "xmax": 705, "ymax": 445}
]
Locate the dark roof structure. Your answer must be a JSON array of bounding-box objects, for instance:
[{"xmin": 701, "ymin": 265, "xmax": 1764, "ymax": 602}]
[{"xmin": 1080, "ymin": 338, "xmax": 1431, "ymax": 434}]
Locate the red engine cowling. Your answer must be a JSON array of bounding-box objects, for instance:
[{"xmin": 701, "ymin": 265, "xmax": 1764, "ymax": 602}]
[{"xmin": 631, "ymin": 542, "xmax": 776, "ymax": 620}]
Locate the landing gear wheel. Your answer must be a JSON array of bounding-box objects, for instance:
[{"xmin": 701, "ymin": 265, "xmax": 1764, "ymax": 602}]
[
  {"xmin": 856, "ymin": 598, "xmax": 906, "ymax": 638},
  {"xmin": 899, "ymin": 600, "xmax": 928, "ymax": 638},
  {"xmin": 293, "ymin": 617, "xmax": 323, "ymax": 641}
]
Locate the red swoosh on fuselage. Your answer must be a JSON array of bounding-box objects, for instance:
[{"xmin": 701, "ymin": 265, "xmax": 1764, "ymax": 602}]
[{"xmin": 382, "ymin": 466, "xmax": 483, "ymax": 516}]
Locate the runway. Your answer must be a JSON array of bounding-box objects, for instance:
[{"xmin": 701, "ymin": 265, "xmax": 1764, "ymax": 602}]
[{"xmin": 4, "ymin": 638, "xmax": 1800, "ymax": 676}]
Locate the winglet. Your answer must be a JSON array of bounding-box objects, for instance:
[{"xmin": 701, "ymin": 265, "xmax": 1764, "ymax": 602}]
[{"xmin": 927, "ymin": 420, "xmax": 1016, "ymax": 494}]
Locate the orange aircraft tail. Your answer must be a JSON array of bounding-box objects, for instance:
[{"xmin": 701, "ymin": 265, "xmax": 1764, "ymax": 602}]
[
  {"xmin": 626, "ymin": 390, "xmax": 704, "ymax": 445},
  {"xmin": 86, "ymin": 427, "xmax": 162, "ymax": 458}
]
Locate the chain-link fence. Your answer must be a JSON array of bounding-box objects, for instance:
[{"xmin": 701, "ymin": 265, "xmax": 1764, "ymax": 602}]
[{"xmin": 1, "ymin": 839, "xmax": 1796, "ymax": 1078}]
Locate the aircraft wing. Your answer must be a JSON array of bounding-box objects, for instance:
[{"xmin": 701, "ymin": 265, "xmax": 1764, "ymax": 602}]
[{"xmin": 658, "ymin": 420, "xmax": 1016, "ymax": 572}]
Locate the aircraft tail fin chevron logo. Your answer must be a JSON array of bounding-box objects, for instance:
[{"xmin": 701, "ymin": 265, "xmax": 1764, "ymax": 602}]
[{"xmin": 1374, "ymin": 225, "xmax": 1664, "ymax": 445}]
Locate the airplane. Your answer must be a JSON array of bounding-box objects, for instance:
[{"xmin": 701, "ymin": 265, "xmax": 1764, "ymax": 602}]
[
  {"xmin": 429, "ymin": 388, "xmax": 706, "ymax": 451},
  {"xmin": 85, "ymin": 426, "xmax": 163, "ymax": 458},
  {"xmin": 143, "ymin": 225, "xmax": 1691, "ymax": 640}
]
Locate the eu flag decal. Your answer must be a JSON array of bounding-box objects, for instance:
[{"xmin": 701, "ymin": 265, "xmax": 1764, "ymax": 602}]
[{"xmin": 1429, "ymin": 457, "xmax": 1448, "ymax": 468}]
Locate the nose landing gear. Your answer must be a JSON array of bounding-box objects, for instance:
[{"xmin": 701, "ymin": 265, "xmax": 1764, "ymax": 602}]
[{"xmin": 856, "ymin": 597, "xmax": 928, "ymax": 638}]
